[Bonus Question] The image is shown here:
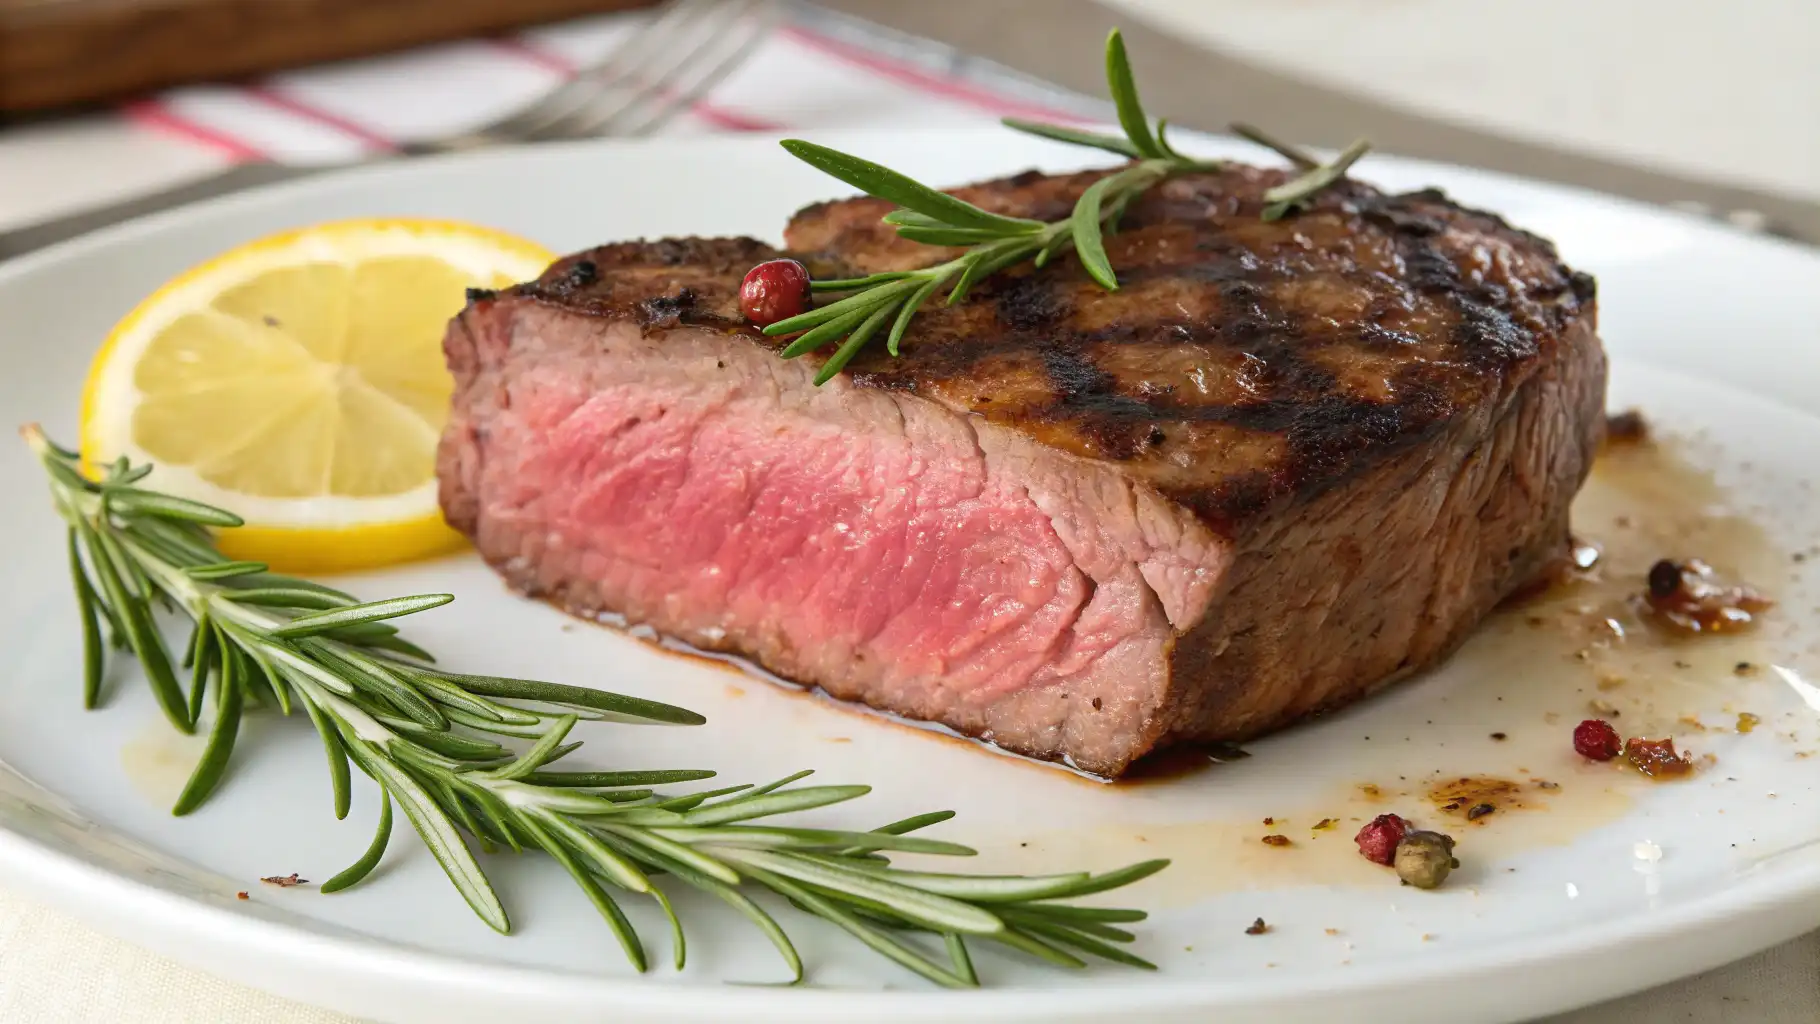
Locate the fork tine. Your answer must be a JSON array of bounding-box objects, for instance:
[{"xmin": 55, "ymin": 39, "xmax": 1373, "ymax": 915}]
[
  {"xmin": 567, "ymin": 0, "xmax": 739, "ymax": 96},
  {"xmin": 612, "ymin": 2, "xmax": 782, "ymax": 137},
  {"xmin": 534, "ymin": 0, "xmax": 778, "ymax": 141},
  {"xmin": 524, "ymin": 0, "xmax": 762, "ymax": 141},
  {"xmin": 448, "ymin": 0, "xmax": 724, "ymax": 146}
]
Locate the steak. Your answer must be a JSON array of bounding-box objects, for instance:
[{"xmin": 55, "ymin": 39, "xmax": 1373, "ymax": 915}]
[{"xmin": 437, "ymin": 161, "xmax": 1605, "ymax": 778}]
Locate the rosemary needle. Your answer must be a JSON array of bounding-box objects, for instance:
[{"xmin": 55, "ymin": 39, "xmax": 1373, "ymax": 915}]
[
  {"xmin": 23, "ymin": 424, "xmax": 1166, "ymax": 987},
  {"xmin": 1258, "ymin": 137, "xmax": 1373, "ymax": 221}
]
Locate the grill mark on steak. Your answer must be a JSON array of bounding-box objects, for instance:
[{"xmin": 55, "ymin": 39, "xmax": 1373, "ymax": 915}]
[
  {"xmin": 442, "ymin": 158, "xmax": 1604, "ymax": 777},
  {"xmin": 637, "ymin": 286, "xmax": 699, "ymax": 327},
  {"xmin": 1036, "ymin": 345, "xmax": 1154, "ymax": 460},
  {"xmin": 994, "ymin": 273, "xmax": 1071, "ymax": 331}
]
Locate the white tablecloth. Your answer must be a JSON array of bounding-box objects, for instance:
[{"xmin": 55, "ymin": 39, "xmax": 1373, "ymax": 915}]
[
  {"xmin": 1106, "ymin": 0, "xmax": 1820, "ymax": 202},
  {"xmin": 1, "ymin": 2, "xmax": 1814, "ymax": 1020}
]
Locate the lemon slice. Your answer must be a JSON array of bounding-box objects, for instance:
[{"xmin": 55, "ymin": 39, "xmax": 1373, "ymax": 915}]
[{"xmin": 80, "ymin": 218, "xmax": 554, "ymax": 574}]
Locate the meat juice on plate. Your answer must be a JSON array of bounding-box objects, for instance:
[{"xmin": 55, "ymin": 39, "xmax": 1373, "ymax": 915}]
[
  {"xmin": 900, "ymin": 423, "xmax": 1803, "ymax": 902},
  {"xmin": 119, "ymin": 723, "xmax": 212, "ymax": 807}
]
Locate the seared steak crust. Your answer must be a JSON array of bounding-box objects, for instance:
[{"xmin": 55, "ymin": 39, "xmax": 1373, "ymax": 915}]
[
  {"xmin": 785, "ymin": 164, "xmax": 1597, "ymax": 529},
  {"xmin": 440, "ymin": 161, "xmax": 1605, "ymax": 776}
]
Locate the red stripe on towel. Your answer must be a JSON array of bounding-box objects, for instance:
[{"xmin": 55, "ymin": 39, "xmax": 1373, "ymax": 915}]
[
  {"xmin": 244, "ymin": 85, "xmax": 400, "ymax": 152},
  {"xmin": 489, "ymin": 35, "xmax": 784, "ymax": 132},
  {"xmin": 122, "ymin": 101, "xmax": 267, "ymax": 161},
  {"xmin": 778, "ymin": 25, "xmax": 1090, "ymax": 124}
]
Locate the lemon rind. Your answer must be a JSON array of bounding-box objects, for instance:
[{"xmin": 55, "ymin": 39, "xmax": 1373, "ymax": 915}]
[{"xmin": 80, "ymin": 218, "xmax": 552, "ymax": 534}]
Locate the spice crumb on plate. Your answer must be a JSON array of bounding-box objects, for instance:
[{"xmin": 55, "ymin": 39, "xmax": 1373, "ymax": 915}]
[
  {"xmin": 1574, "ymin": 718, "xmax": 1623, "ymax": 760},
  {"xmin": 1642, "ymin": 558, "xmax": 1773, "ymax": 635},
  {"xmin": 1394, "ymin": 831, "xmax": 1459, "ymax": 889},
  {"xmin": 1604, "ymin": 409, "xmax": 1649, "ymax": 445},
  {"xmin": 1625, "ymin": 737, "xmax": 1696, "ymax": 778},
  {"xmin": 1355, "ymin": 813, "xmax": 1409, "ymax": 865}
]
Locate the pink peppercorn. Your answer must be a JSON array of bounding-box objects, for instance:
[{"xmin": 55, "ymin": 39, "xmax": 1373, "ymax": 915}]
[
  {"xmin": 739, "ymin": 259, "xmax": 812, "ymax": 328},
  {"xmin": 1355, "ymin": 813, "xmax": 1409, "ymax": 865},
  {"xmin": 1574, "ymin": 718, "xmax": 1623, "ymax": 761}
]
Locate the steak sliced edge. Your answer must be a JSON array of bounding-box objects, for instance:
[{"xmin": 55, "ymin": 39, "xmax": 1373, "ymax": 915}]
[{"xmin": 438, "ymin": 164, "xmax": 1606, "ymax": 777}]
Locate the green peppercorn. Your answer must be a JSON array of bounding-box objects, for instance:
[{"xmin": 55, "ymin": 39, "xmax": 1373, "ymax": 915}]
[{"xmin": 1394, "ymin": 830, "xmax": 1458, "ymax": 889}]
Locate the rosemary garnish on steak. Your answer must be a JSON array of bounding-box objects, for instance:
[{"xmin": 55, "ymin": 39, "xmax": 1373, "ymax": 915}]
[
  {"xmin": 764, "ymin": 29, "xmax": 1219, "ymax": 382},
  {"xmin": 1227, "ymin": 123, "xmax": 1373, "ymax": 220},
  {"xmin": 765, "ymin": 28, "xmax": 1371, "ymax": 382},
  {"xmin": 25, "ymin": 425, "xmax": 1166, "ymax": 986},
  {"xmin": 1257, "ymin": 138, "xmax": 1373, "ymax": 221}
]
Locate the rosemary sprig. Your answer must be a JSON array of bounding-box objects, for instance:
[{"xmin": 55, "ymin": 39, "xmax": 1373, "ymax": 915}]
[
  {"xmin": 764, "ymin": 29, "xmax": 1218, "ymax": 383},
  {"xmin": 765, "ymin": 28, "xmax": 1374, "ymax": 383},
  {"xmin": 24, "ymin": 425, "xmax": 1167, "ymax": 987},
  {"xmin": 1255, "ymin": 135, "xmax": 1372, "ymax": 221}
]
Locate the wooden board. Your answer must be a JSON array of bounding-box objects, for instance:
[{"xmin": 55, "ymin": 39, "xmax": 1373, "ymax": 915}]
[{"xmin": 0, "ymin": 0, "xmax": 659, "ymax": 113}]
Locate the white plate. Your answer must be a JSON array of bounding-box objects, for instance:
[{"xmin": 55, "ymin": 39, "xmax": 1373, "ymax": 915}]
[{"xmin": 2, "ymin": 130, "xmax": 1819, "ymax": 1024}]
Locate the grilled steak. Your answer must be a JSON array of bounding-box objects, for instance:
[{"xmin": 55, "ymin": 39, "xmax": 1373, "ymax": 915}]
[{"xmin": 438, "ymin": 162, "xmax": 1605, "ymax": 777}]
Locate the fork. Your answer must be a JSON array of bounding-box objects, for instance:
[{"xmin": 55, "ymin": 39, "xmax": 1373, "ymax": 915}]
[
  {"xmin": 410, "ymin": 0, "xmax": 782, "ymax": 153},
  {"xmin": 0, "ymin": 0, "xmax": 782, "ymax": 259}
]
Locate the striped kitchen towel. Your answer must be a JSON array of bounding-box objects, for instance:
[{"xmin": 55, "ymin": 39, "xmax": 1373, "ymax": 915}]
[{"xmin": 121, "ymin": 6, "xmax": 1106, "ymax": 165}]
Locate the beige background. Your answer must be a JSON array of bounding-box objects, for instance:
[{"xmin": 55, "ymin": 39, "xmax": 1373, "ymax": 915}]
[{"xmin": 1105, "ymin": 0, "xmax": 1819, "ymax": 200}]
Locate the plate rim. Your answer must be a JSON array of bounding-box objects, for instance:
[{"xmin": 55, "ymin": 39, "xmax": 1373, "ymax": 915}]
[
  {"xmin": 3, "ymin": 128, "xmax": 1819, "ymax": 1021},
  {"xmin": 5, "ymin": 126, "xmax": 1816, "ymax": 284},
  {"xmin": 2, "ymin": 724, "xmax": 1816, "ymax": 1019}
]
